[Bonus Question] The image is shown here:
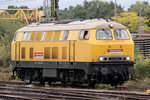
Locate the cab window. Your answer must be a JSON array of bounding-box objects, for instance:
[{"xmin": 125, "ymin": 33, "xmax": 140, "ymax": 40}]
[
  {"xmin": 114, "ymin": 30, "xmax": 130, "ymax": 40},
  {"xmin": 96, "ymin": 30, "xmax": 112, "ymax": 40},
  {"xmin": 22, "ymin": 32, "xmax": 28, "ymax": 41},
  {"xmin": 79, "ymin": 30, "xmax": 89, "ymax": 40},
  {"xmin": 63, "ymin": 30, "xmax": 69, "ymax": 40}
]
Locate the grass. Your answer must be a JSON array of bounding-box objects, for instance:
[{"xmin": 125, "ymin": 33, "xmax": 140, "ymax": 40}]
[
  {"xmin": 0, "ymin": 65, "xmax": 16, "ymax": 81},
  {"xmin": 95, "ymin": 84, "xmax": 115, "ymax": 90},
  {"xmin": 124, "ymin": 78, "xmax": 150, "ymax": 90}
]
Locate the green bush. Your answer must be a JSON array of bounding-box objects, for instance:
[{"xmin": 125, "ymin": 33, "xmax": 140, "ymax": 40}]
[
  {"xmin": 0, "ymin": 46, "xmax": 11, "ymax": 67},
  {"xmin": 134, "ymin": 45, "xmax": 142, "ymax": 61},
  {"xmin": 95, "ymin": 84, "xmax": 115, "ymax": 90},
  {"xmin": 135, "ymin": 60, "xmax": 150, "ymax": 78},
  {"xmin": 134, "ymin": 46, "xmax": 150, "ymax": 78},
  {"xmin": 0, "ymin": 20, "xmax": 25, "ymax": 67}
]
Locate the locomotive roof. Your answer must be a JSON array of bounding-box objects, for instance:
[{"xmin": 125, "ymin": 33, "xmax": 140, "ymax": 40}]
[{"xmin": 17, "ymin": 19, "xmax": 127, "ymax": 32}]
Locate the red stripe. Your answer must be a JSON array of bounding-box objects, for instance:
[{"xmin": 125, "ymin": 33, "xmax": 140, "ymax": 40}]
[
  {"xmin": 108, "ymin": 49, "xmax": 123, "ymax": 53},
  {"xmin": 35, "ymin": 52, "xmax": 43, "ymax": 57}
]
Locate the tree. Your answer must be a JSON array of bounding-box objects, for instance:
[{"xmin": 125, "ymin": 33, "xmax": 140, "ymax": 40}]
[
  {"xmin": 128, "ymin": 1, "xmax": 150, "ymax": 19},
  {"xmin": 19, "ymin": 6, "xmax": 29, "ymax": 9},
  {"xmin": 59, "ymin": 0, "xmax": 124, "ymax": 20},
  {"xmin": 113, "ymin": 12, "xmax": 148, "ymax": 33},
  {"xmin": 51, "ymin": 0, "xmax": 59, "ymax": 20},
  {"xmin": 8, "ymin": 5, "xmax": 28, "ymax": 9},
  {"xmin": 38, "ymin": 7, "xmax": 43, "ymax": 10},
  {"xmin": 72, "ymin": 5, "xmax": 87, "ymax": 19},
  {"xmin": 0, "ymin": 20, "xmax": 25, "ymax": 67},
  {"xmin": 8, "ymin": 5, "xmax": 17, "ymax": 9}
]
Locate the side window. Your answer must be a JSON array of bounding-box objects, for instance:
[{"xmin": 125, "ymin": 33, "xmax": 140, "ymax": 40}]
[
  {"xmin": 52, "ymin": 31, "xmax": 61, "ymax": 40},
  {"xmin": 79, "ymin": 30, "xmax": 89, "ymax": 40},
  {"xmin": 35, "ymin": 32, "xmax": 43, "ymax": 40},
  {"xmin": 14, "ymin": 32, "xmax": 18, "ymax": 41},
  {"xmin": 27, "ymin": 32, "xmax": 31, "ymax": 41},
  {"xmin": 30, "ymin": 32, "xmax": 36, "ymax": 40},
  {"xmin": 41, "ymin": 32, "xmax": 46, "ymax": 41},
  {"xmin": 63, "ymin": 30, "xmax": 69, "ymax": 40},
  {"xmin": 45, "ymin": 32, "xmax": 53, "ymax": 40},
  {"xmin": 22, "ymin": 32, "xmax": 28, "ymax": 41}
]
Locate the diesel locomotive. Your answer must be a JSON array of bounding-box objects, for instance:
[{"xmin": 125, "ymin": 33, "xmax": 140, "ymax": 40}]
[{"xmin": 11, "ymin": 19, "xmax": 135, "ymax": 86}]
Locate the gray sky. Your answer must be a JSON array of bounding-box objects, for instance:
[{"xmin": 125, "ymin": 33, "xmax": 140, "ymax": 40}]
[{"xmin": 0, "ymin": 0, "xmax": 150, "ymax": 10}]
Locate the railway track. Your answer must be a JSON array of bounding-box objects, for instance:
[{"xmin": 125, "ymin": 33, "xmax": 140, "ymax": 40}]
[{"xmin": 0, "ymin": 81, "xmax": 149, "ymax": 100}]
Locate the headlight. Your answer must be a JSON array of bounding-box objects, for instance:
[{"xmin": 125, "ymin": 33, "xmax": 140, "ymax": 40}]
[
  {"xmin": 126, "ymin": 56, "xmax": 130, "ymax": 61},
  {"xmin": 99, "ymin": 57, "xmax": 104, "ymax": 61},
  {"xmin": 109, "ymin": 23, "xmax": 114, "ymax": 28}
]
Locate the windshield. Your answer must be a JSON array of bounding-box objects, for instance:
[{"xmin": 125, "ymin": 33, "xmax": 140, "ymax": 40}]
[
  {"xmin": 96, "ymin": 30, "xmax": 112, "ymax": 40},
  {"xmin": 114, "ymin": 30, "xmax": 130, "ymax": 40}
]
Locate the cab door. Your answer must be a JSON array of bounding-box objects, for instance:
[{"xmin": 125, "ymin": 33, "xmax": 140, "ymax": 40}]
[
  {"xmin": 69, "ymin": 41, "xmax": 75, "ymax": 62},
  {"xmin": 15, "ymin": 42, "xmax": 20, "ymax": 61}
]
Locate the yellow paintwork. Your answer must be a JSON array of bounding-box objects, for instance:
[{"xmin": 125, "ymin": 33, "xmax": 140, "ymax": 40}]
[
  {"xmin": 11, "ymin": 28, "xmax": 134, "ymax": 63},
  {"xmin": 147, "ymin": 90, "xmax": 150, "ymax": 94}
]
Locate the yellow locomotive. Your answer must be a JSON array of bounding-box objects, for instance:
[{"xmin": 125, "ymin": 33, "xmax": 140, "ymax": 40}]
[{"xmin": 11, "ymin": 19, "xmax": 135, "ymax": 86}]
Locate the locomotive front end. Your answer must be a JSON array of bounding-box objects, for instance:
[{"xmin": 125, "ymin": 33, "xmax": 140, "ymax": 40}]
[{"xmin": 89, "ymin": 25, "xmax": 135, "ymax": 86}]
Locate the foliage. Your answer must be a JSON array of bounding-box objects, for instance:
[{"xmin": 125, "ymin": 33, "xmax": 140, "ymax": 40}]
[
  {"xmin": 134, "ymin": 46, "xmax": 150, "ymax": 78},
  {"xmin": 0, "ymin": 46, "xmax": 11, "ymax": 67},
  {"xmin": 51, "ymin": 0, "xmax": 55, "ymax": 18},
  {"xmin": 59, "ymin": 0, "xmax": 124, "ymax": 20},
  {"xmin": 128, "ymin": 1, "xmax": 150, "ymax": 19},
  {"xmin": 142, "ymin": 24, "xmax": 150, "ymax": 32},
  {"xmin": 127, "ymin": 1, "xmax": 150, "ymax": 32},
  {"xmin": 125, "ymin": 78, "xmax": 150, "ymax": 90},
  {"xmin": 0, "ymin": 66, "xmax": 13, "ymax": 81},
  {"xmin": 0, "ymin": 20, "xmax": 25, "ymax": 46},
  {"xmin": 0, "ymin": 20, "xmax": 25, "ymax": 67},
  {"xmin": 134, "ymin": 59, "xmax": 150, "ymax": 78},
  {"xmin": 38, "ymin": 7, "xmax": 43, "ymax": 10},
  {"xmin": 95, "ymin": 84, "xmax": 115, "ymax": 90},
  {"xmin": 8, "ymin": 5, "xmax": 29, "ymax": 9},
  {"xmin": 59, "ymin": 0, "xmax": 150, "ymax": 33},
  {"xmin": 50, "ymin": 0, "xmax": 59, "ymax": 20},
  {"xmin": 113, "ymin": 12, "xmax": 148, "ymax": 33},
  {"xmin": 125, "ymin": 46, "xmax": 150, "ymax": 90},
  {"xmin": 134, "ymin": 45, "xmax": 142, "ymax": 61}
]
